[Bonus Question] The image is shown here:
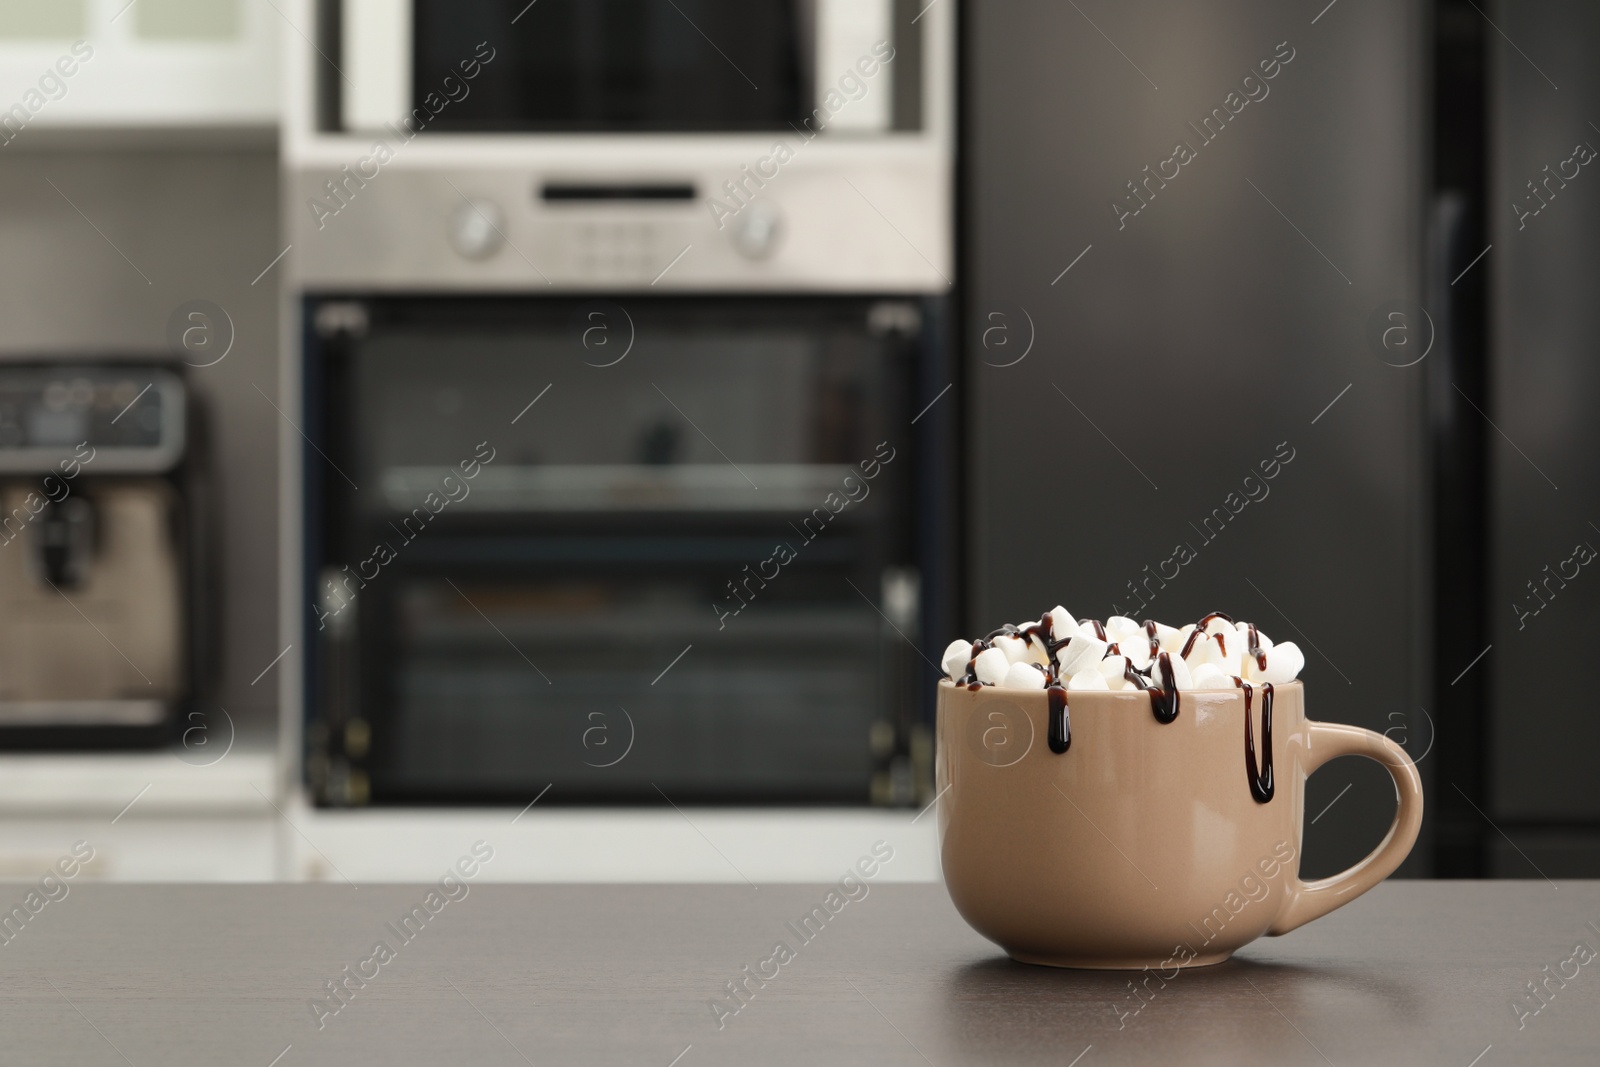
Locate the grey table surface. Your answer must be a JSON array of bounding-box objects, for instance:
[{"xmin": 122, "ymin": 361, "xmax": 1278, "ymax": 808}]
[{"xmin": 0, "ymin": 881, "xmax": 1596, "ymax": 1066}]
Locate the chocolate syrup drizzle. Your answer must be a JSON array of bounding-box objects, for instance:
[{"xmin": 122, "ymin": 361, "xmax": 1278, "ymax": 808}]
[
  {"xmin": 955, "ymin": 608, "xmax": 1277, "ymax": 803},
  {"xmin": 1239, "ymin": 680, "xmax": 1276, "ymax": 803}
]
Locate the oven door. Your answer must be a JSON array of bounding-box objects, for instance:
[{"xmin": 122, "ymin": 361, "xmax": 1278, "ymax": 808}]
[{"xmin": 303, "ymin": 295, "xmax": 942, "ymax": 806}]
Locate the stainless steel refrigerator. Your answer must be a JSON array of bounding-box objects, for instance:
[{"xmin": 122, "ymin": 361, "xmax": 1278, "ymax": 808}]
[
  {"xmin": 964, "ymin": 0, "xmax": 1432, "ymax": 876},
  {"xmin": 1485, "ymin": 0, "xmax": 1600, "ymax": 877}
]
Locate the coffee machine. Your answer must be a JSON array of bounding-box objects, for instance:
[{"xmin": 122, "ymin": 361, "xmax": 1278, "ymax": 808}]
[{"xmin": 0, "ymin": 363, "xmax": 201, "ymax": 745}]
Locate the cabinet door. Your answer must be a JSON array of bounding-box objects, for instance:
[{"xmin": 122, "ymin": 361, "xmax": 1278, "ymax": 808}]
[{"xmin": 0, "ymin": 0, "xmax": 276, "ymax": 128}]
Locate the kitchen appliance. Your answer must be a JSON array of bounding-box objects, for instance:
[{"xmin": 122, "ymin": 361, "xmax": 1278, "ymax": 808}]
[
  {"xmin": 281, "ymin": 1, "xmax": 955, "ymax": 805},
  {"xmin": 278, "ymin": 0, "xmax": 947, "ymax": 809},
  {"xmin": 283, "ymin": 0, "xmax": 951, "ymax": 291},
  {"xmin": 301, "ymin": 295, "xmax": 949, "ymax": 805},
  {"xmin": 1480, "ymin": 0, "xmax": 1600, "ymax": 876},
  {"xmin": 964, "ymin": 0, "xmax": 1430, "ymax": 876},
  {"xmin": 0, "ymin": 364, "xmax": 200, "ymax": 745}
]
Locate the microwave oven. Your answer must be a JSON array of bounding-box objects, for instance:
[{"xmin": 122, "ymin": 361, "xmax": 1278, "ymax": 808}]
[{"xmin": 280, "ymin": 0, "xmax": 953, "ymax": 292}]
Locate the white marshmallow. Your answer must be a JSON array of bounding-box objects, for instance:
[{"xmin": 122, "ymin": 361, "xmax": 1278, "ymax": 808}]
[
  {"xmin": 1122, "ymin": 641, "xmax": 1153, "ymax": 671},
  {"xmin": 1172, "ymin": 624, "xmax": 1196, "ymax": 655},
  {"xmin": 942, "ymin": 639, "xmax": 973, "ymax": 679},
  {"xmin": 1245, "ymin": 641, "xmax": 1305, "ymax": 684},
  {"xmin": 1190, "ymin": 662, "xmax": 1235, "ymax": 690},
  {"xmin": 1018, "ymin": 631, "xmax": 1053, "ymax": 666},
  {"xmin": 1068, "ymin": 669, "xmax": 1110, "ymax": 691},
  {"xmin": 1234, "ymin": 621, "xmax": 1274, "ymax": 651},
  {"xmin": 1055, "ymin": 635, "xmax": 1108, "ymax": 677},
  {"xmin": 1098, "ymin": 654, "xmax": 1132, "ymax": 690},
  {"xmin": 1149, "ymin": 651, "xmax": 1193, "ymax": 690},
  {"xmin": 1077, "ymin": 620, "xmax": 1104, "ymax": 639},
  {"xmin": 993, "ymin": 633, "xmax": 1032, "ymax": 665},
  {"xmin": 1203, "ymin": 616, "xmax": 1234, "ymax": 639},
  {"xmin": 1183, "ymin": 632, "xmax": 1226, "ymax": 672},
  {"xmin": 973, "ymin": 647, "xmax": 1011, "ymax": 686},
  {"xmin": 1192, "ymin": 631, "xmax": 1246, "ymax": 678},
  {"xmin": 1002, "ymin": 661, "xmax": 1047, "ymax": 690},
  {"xmin": 1248, "ymin": 626, "xmax": 1275, "ymax": 653},
  {"xmin": 1106, "ymin": 615, "xmax": 1142, "ymax": 643},
  {"xmin": 1049, "ymin": 605, "xmax": 1077, "ymax": 640},
  {"xmin": 1154, "ymin": 622, "xmax": 1185, "ymax": 654}
]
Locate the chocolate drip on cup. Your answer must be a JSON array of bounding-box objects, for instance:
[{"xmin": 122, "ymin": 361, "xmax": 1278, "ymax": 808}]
[{"xmin": 1239, "ymin": 678, "xmax": 1276, "ymax": 803}]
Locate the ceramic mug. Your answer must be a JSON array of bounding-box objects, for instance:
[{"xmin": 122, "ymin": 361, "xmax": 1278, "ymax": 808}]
[{"xmin": 936, "ymin": 679, "xmax": 1422, "ymax": 969}]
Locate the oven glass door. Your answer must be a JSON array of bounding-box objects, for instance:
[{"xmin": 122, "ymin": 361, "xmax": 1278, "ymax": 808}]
[
  {"xmin": 306, "ymin": 296, "xmax": 928, "ymax": 805},
  {"xmin": 413, "ymin": 0, "xmax": 807, "ymax": 132}
]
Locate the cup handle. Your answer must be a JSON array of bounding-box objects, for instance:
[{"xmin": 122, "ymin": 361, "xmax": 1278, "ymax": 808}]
[{"xmin": 1267, "ymin": 721, "xmax": 1424, "ymax": 936}]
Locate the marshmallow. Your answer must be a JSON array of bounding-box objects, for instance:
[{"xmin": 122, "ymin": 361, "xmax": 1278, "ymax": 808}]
[
  {"xmin": 1235, "ymin": 622, "xmax": 1274, "ymax": 653},
  {"xmin": 1049, "ymin": 605, "xmax": 1077, "ymax": 640},
  {"xmin": 1184, "ymin": 632, "xmax": 1232, "ymax": 673},
  {"xmin": 1122, "ymin": 639, "xmax": 1154, "ymax": 671},
  {"xmin": 993, "ymin": 633, "xmax": 1033, "ymax": 665},
  {"xmin": 1018, "ymin": 631, "xmax": 1053, "ymax": 667},
  {"xmin": 1106, "ymin": 615, "xmax": 1142, "ymax": 643},
  {"xmin": 1068, "ymin": 669, "xmax": 1110, "ymax": 691},
  {"xmin": 954, "ymin": 613, "xmax": 1304, "ymax": 692},
  {"xmin": 1002, "ymin": 661, "xmax": 1047, "ymax": 690},
  {"xmin": 1055, "ymin": 635, "xmax": 1108, "ymax": 677},
  {"xmin": 1173, "ymin": 624, "xmax": 1196, "ymax": 654},
  {"xmin": 1149, "ymin": 651, "xmax": 1193, "ymax": 691},
  {"xmin": 1098, "ymin": 654, "xmax": 1132, "ymax": 691},
  {"xmin": 942, "ymin": 639, "xmax": 973, "ymax": 679},
  {"xmin": 1190, "ymin": 662, "xmax": 1235, "ymax": 690},
  {"xmin": 973, "ymin": 647, "xmax": 1011, "ymax": 686},
  {"xmin": 1154, "ymin": 622, "xmax": 1185, "ymax": 654},
  {"xmin": 1245, "ymin": 640, "xmax": 1305, "ymax": 685}
]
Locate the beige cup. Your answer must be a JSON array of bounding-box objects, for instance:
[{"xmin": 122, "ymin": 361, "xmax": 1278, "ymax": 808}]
[{"xmin": 936, "ymin": 679, "xmax": 1422, "ymax": 969}]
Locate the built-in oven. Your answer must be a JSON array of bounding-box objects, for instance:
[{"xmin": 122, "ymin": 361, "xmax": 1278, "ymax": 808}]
[
  {"xmin": 279, "ymin": 0, "xmax": 955, "ymax": 807},
  {"xmin": 302, "ymin": 295, "xmax": 952, "ymax": 805}
]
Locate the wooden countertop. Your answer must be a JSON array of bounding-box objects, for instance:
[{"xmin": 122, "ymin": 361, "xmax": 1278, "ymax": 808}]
[{"xmin": 1, "ymin": 881, "xmax": 1595, "ymax": 1064}]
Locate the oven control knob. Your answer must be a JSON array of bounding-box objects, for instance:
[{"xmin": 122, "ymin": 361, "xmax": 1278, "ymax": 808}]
[
  {"xmin": 449, "ymin": 197, "xmax": 506, "ymax": 260},
  {"xmin": 729, "ymin": 200, "xmax": 782, "ymax": 260}
]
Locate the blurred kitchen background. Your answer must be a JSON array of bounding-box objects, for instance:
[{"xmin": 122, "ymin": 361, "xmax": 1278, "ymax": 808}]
[{"xmin": 0, "ymin": 0, "xmax": 1592, "ymax": 883}]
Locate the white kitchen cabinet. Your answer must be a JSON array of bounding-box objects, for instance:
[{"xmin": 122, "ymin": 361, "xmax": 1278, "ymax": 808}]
[
  {"xmin": 0, "ymin": 0, "xmax": 277, "ymax": 130},
  {"xmin": 0, "ymin": 750, "xmax": 277, "ymax": 882}
]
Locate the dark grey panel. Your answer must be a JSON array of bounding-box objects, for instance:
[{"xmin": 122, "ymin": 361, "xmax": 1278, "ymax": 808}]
[
  {"xmin": 966, "ymin": 1, "xmax": 1427, "ymax": 870},
  {"xmin": 1488, "ymin": 1, "xmax": 1600, "ymax": 821},
  {"xmin": 1490, "ymin": 831, "xmax": 1600, "ymax": 880}
]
